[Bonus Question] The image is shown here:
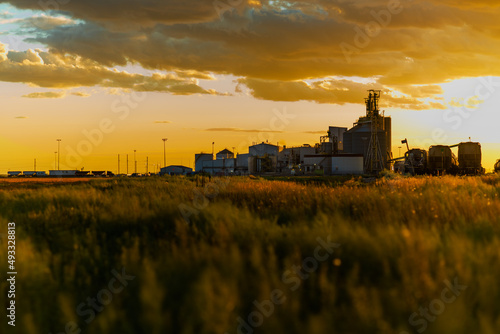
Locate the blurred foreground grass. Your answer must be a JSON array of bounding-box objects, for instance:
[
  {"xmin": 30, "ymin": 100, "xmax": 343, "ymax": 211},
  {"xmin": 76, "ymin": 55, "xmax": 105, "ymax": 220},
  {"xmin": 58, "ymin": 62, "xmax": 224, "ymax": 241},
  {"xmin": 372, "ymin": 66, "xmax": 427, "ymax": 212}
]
[{"xmin": 1, "ymin": 174, "xmax": 500, "ymax": 334}]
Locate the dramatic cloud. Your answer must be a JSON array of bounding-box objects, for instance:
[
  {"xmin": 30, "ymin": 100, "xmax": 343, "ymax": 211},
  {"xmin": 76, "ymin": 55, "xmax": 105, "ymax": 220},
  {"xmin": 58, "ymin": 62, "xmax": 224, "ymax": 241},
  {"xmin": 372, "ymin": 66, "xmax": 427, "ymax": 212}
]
[
  {"xmin": 238, "ymin": 78, "xmax": 446, "ymax": 110},
  {"xmin": 1, "ymin": 0, "xmax": 500, "ymax": 108},
  {"xmin": 0, "ymin": 44, "xmax": 221, "ymax": 95},
  {"xmin": 0, "ymin": 0, "xmax": 258, "ymax": 26},
  {"xmin": 19, "ymin": 14, "xmax": 75, "ymax": 30}
]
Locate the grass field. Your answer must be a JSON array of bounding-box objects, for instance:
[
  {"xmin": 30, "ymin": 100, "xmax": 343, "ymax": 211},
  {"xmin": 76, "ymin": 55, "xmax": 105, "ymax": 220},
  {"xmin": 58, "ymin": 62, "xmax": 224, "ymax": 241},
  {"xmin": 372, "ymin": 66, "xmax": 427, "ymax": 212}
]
[{"xmin": 1, "ymin": 174, "xmax": 500, "ymax": 334}]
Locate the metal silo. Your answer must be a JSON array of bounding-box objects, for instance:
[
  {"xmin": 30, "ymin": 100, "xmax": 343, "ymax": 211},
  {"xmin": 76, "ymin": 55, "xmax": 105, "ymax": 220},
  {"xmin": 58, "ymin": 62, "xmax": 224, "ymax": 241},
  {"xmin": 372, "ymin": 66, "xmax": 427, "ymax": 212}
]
[
  {"xmin": 342, "ymin": 115, "xmax": 391, "ymax": 171},
  {"xmin": 428, "ymin": 145, "xmax": 457, "ymax": 174},
  {"xmin": 457, "ymin": 142, "xmax": 483, "ymax": 174}
]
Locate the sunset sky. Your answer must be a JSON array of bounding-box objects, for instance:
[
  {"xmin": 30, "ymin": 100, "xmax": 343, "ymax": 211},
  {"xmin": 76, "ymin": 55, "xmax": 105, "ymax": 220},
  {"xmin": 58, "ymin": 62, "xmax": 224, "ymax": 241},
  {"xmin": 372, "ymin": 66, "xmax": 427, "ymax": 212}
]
[{"xmin": 0, "ymin": 0, "xmax": 499, "ymax": 173}]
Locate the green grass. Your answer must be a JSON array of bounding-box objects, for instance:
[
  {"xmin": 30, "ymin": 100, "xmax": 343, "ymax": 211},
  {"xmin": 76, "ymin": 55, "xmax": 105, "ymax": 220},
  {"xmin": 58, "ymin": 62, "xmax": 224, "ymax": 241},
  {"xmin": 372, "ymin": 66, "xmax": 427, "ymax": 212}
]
[{"xmin": 1, "ymin": 175, "xmax": 500, "ymax": 334}]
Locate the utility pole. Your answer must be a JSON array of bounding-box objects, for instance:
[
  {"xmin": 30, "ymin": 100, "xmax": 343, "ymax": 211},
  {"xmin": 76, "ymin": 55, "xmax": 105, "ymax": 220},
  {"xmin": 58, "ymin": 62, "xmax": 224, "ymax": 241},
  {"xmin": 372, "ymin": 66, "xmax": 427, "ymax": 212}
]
[
  {"xmin": 212, "ymin": 142, "xmax": 215, "ymax": 175},
  {"xmin": 34, "ymin": 158, "xmax": 36, "ymax": 172},
  {"xmin": 134, "ymin": 150, "xmax": 137, "ymax": 174},
  {"xmin": 118, "ymin": 154, "xmax": 120, "ymax": 174},
  {"xmin": 126, "ymin": 154, "xmax": 129, "ymax": 174},
  {"xmin": 56, "ymin": 139, "xmax": 61, "ymax": 170},
  {"xmin": 146, "ymin": 156, "xmax": 149, "ymax": 174},
  {"xmin": 54, "ymin": 151, "xmax": 57, "ymax": 170},
  {"xmin": 162, "ymin": 138, "xmax": 168, "ymax": 168}
]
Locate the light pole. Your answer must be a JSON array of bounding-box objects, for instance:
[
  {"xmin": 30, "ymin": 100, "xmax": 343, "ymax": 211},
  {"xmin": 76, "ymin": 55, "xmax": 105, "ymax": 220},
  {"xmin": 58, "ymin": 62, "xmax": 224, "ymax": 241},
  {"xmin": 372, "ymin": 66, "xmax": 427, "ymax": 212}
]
[
  {"xmin": 162, "ymin": 138, "xmax": 168, "ymax": 168},
  {"xmin": 212, "ymin": 142, "xmax": 215, "ymax": 175},
  {"xmin": 54, "ymin": 151, "xmax": 57, "ymax": 170},
  {"xmin": 56, "ymin": 139, "xmax": 61, "ymax": 170},
  {"xmin": 398, "ymin": 146, "xmax": 402, "ymax": 157},
  {"xmin": 134, "ymin": 150, "xmax": 137, "ymax": 174}
]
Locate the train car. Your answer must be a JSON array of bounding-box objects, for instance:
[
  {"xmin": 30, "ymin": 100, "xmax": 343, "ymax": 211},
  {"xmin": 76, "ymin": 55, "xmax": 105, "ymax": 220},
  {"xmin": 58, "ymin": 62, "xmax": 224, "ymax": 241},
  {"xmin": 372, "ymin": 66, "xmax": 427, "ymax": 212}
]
[
  {"xmin": 404, "ymin": 149, "xmax": 428, "ymax": 175},
  {"xmin": 457, "ymin": 142, "xmax": 484, "ymax": 175},
  {"xmin": 495, "ymin": 160, "xmax": 500, "ymax": 173},
  {"xmin": 428, "ymin": 145, "xmax": 458, "ymax": 175}
]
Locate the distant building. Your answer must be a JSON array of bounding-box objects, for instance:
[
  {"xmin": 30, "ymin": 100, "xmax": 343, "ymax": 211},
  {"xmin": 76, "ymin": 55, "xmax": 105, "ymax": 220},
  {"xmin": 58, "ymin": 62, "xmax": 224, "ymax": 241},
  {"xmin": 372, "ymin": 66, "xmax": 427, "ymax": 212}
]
[
  {"xmin": 216, "ymin": 149, "xmax": 234, "ymax": 160},
  {"xmin": 191, "ymin": 92, "xmax": 393, "ymax": 175},
  {"xmin": 49, "ymin": 170, "xmax": 77, "ymax": 176},
  {"xmin": 160, "ymin": 165, "xmax": 193, "ymax": 175},
  {"xmin": 303, "ymin": 154, "xmax": 364, "ymax": 175},
  {"xmin": 91, "ymin": 171, "xmax": 114, "ymax": 177},
  {"xmin": 248, "ymin": 142, "xmax": 281, "ymax": 173},
  {"xmin": 195, "ymin": 153, "xmax": 213, "ymax": 172},
  {"xmin": 249, "ymin": 142, "xmax": 279, "ymax": 157},
  {"xmin": 328, "ymin": 126, "xmax": 347, "ymax": 152},
  {"xmin": 201, "ymin": 159, "xmax": 234, "ymax": 175},
  {"xmin": 343, "ymin": 116, "xmax": 391, "ymax": 169},
  {"xmin": 278, "ymin": 145, "xmax": 316, "ymax": 167},
  {"xmin": 22, "ymin": 171, "xmax": 47, "ymax": 176},
  {"xmin": 236, "ymin": 153, "xmax": 250, "ymax": 175}
]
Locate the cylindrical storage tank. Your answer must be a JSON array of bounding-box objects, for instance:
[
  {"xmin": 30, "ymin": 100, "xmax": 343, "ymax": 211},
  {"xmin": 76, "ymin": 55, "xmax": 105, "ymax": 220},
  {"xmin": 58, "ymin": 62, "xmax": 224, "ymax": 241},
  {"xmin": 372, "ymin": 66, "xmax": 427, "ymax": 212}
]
[
  {"xmin": 248, "ymin": 156, "xmax": 257, "ymax": 174},
  {"xmin": 342, "ymin": 130, "xmax": 353, "ymax": 154},
  {"xmin": 458, "ymin": 142, "xmax": 482, "ymax": 173},
  {"xmin": 384, "ymin": 117, "xmax": 392, "ymax": 161},
  {"xmin": 428, "ymin": 145, "xmax": 453, "ymax": 172}
]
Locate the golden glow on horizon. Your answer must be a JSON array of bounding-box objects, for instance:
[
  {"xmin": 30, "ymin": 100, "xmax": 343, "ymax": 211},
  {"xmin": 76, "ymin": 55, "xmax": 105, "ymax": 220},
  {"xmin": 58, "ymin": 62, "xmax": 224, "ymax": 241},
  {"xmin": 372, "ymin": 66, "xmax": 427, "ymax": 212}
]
[
  {"xmin": 2, "ymin": 77, "xmax": 499, "ymax": 173},
  {"xmin": 0, "ymin": 0, "xmax": 499, "ymax": 172}
]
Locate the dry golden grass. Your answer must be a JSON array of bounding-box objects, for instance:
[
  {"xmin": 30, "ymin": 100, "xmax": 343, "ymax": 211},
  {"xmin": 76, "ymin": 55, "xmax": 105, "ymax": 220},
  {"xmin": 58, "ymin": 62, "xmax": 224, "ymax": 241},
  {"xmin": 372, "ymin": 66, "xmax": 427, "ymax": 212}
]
[{"xmin": 0, "ymin": 174, "xmax": 499, "ymax": 333}]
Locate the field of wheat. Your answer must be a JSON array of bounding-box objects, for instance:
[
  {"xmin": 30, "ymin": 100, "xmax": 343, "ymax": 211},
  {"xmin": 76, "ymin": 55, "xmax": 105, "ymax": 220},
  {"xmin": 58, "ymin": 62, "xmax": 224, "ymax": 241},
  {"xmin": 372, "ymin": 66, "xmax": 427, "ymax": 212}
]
[{"xmin": 1, "ymin": 174, "xmax": 500, "ymax": 334}]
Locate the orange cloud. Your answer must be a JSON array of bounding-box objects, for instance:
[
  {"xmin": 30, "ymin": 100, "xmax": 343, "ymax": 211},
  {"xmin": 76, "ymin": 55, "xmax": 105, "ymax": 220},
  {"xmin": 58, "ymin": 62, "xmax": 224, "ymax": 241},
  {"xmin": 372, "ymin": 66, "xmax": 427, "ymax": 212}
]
[
  {"xmin": 2, "ymin": 0, "xmax": 500, "ymax": 107},
  {"xmin": 0, "ymin": 44, "xmax": 222, "ymax": 96},
  {"xmin": 238, "ymin": 78, "xmax": 446, "ymax": 109}
]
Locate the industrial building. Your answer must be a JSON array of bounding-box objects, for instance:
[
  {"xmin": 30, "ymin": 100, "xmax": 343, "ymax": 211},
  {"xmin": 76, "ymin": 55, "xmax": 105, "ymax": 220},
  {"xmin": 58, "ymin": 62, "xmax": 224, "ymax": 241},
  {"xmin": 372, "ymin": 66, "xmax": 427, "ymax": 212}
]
[
  {"xmin": 302, "ymin": 154, "xmax": 364, "ymax": 175},
  {"xmin": 216, "ymin": 149, "xmax": 234, "ymax": 160},
  {"xmin": 49, "ymin": 170, "xmax": 78, "ymax": 176},
  {"xmin": 342, "ymin": 91, "xmax": 392, "ymax": 172},
  {"xmin": 195, "ymin": 149, "xmax": 241, "ymax": 175},
  {"xmin": 160, "ymin": 165, "xmax": 193, "ymax": 175},
  {"xmin": 194, "ymin": 90, "xmax": 391, "ymax": 175},
  {"xmin": 195, "ymin": 153, "xmax": 213, "ymax": 173},
  {"xmin": 23, "ymin": 171, "xmax": 47, "ymax": 177}
]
